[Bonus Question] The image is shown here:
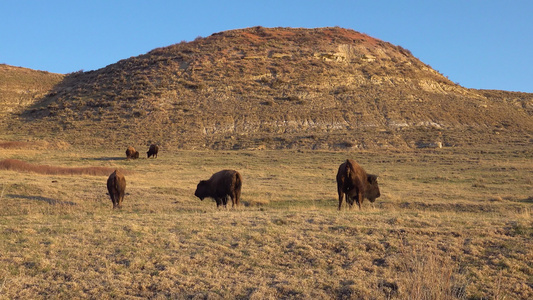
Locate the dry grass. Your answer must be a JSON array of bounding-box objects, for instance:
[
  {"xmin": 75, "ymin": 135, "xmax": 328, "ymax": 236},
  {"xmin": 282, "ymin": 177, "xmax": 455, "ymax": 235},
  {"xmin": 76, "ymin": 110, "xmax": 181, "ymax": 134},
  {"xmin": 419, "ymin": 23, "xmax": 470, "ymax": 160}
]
[
  {"xmin": 0, "ymin": 159, "xmax": 127, "ymax": 176},
  {"xmin": 0, "ymin": 64, "xmax": 63, "ymax": 118},
  {"xmin": 0, "ymin": 140, "xmax": 70, "ymax": 150},
  {"xmin": 0, "ymin": 141, "xmax": 42, "ymax": 149},
  {"xmin": 0, "ymin": 145, "xmax": 532, "ymax": 299},
  {"xmin": 5, "ymin": 28, "xmax": 532, "ymax": 151}
]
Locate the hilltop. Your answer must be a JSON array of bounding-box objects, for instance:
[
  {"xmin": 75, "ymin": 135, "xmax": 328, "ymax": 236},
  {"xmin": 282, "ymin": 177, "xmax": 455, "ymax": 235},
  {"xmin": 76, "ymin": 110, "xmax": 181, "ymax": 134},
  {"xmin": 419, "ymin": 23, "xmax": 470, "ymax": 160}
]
[
  {"xmin": 0, "ymin": 64, "xmax": 63, "ymax": 127},
  {"xmin": 3, "ymin": 27, "xmax": 533, "ymax": 149}
]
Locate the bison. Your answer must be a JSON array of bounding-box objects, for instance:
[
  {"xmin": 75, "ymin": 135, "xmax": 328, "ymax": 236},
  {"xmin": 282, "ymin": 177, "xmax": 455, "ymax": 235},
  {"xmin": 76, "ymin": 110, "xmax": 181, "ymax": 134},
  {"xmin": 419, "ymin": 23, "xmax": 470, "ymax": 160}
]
[
  {"xmin": 126, "ymin": 146, "xmax": 139, "ymax": 159},
  {"xmin": 107, "ymin": 169, "xmax": 126, "ymax": 209},
  {"xmin": 336, "ymin": 159, "xmax": 380, "ymax": 210},
  {"xmin": 147, "ymin": 144, "xmax": 159, "ymax": 158},
  {"xmin": 195, "ymin": 170, "xmax": 242, "ymax": 208}
]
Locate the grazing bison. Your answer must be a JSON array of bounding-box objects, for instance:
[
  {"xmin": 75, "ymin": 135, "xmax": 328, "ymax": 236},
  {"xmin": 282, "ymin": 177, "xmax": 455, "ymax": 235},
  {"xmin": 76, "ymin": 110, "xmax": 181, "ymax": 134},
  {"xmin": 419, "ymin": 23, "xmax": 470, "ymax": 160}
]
[
  {"xmin": 195, "ymin": 170, "xmax": 242, "ymax": 208},
  {"xmin": 126, "ymin": 146, "xmax": 139, "ymax": 159},
  {"xmin": 336, "ymin": 159, "xmax": 380, "ymax": 210},
  {"xmin": 107, "ymin": 169, "xmax": 126, "ymax": 209},
  {"xmin": 147, "ymin": 144, "xmax": 159, "ymax": 158}
]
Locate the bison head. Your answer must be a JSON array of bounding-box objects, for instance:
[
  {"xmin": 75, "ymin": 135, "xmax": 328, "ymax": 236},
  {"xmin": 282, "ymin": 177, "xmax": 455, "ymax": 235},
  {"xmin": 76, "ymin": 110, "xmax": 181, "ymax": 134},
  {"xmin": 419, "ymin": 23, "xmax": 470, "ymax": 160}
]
[
  {"xmin": 194, "ymin": 180, "xmax": 209, "ymax": 200},
  {"xmin": 365, "ymin": 174, "xmax": 381, "ymax": 202}
]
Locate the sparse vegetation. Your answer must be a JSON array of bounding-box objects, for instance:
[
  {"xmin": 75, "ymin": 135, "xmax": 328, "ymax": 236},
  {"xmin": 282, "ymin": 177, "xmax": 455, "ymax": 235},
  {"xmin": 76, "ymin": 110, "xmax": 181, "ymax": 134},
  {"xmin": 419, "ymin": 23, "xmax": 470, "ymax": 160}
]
[
  {"xmin": 0, "ymin": 144, "xmax": 531, "ymax": 298},
  {"xmin": 1, "ymin": 27, "xmax": 531, "ymax": 150},
  {"xmin": 0, "ymin": 64, "xmax": 63, "ymax": 129},
  {"xmin": 0, "ymin": 27, "xmax": 532, "ymax": 298},
  {"xmin": 0, "ymin": 159, "xmax": 128, "ymax": 176}
]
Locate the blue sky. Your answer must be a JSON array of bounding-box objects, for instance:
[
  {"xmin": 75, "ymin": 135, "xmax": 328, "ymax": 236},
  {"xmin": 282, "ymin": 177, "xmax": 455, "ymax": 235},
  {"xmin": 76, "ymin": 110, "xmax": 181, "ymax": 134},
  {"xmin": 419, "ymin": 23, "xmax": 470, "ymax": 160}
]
[{"xmin": 1, "ymin": 0, "xmax": 532, "ymax": 93}]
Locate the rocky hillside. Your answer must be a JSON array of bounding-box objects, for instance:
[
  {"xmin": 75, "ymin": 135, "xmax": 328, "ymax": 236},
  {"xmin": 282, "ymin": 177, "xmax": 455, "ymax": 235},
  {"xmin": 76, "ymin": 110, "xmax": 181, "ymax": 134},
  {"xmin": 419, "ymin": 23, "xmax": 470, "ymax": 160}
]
[{"xmin": 5, "ymin": 27, "xmax": 533, "ymax": 149}]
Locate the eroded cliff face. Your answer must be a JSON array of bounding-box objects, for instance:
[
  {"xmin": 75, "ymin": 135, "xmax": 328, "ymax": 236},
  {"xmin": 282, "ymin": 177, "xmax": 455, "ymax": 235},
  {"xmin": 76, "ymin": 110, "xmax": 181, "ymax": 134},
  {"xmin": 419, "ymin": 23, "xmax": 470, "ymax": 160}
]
[{"xmin": 6, "ymin": 27, "xmax": 533, "ymax": 149}]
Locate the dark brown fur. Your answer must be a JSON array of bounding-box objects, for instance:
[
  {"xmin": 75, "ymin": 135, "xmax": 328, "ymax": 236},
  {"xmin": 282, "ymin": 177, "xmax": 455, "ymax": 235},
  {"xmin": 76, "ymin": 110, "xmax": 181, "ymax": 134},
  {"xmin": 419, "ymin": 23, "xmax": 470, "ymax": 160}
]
[
  {"xmin": 107, "ymin": 169, "xmax": 126, "ymax": 209},
  {"xmin": 195, "ymin": 170, "xmax": 242, "ymax": 208},
  {"xmin": 126, "ymin": 146, "xmax": 138, "ymax": 159},
  {"xmin": 147, "ymin": 144, "xmax": 159, "ymax": 158},
  {"xmin": 336, "ymin": 159, "xmax": 380, "ymax": 210}
]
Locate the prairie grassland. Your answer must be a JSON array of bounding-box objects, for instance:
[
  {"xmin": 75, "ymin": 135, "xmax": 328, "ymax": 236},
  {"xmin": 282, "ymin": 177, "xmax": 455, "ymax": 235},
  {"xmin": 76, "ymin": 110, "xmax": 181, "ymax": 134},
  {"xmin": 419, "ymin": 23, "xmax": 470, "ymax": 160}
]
[{"xmin": 0, "ymin": 145, "xmax": 532, "ymax": 299}]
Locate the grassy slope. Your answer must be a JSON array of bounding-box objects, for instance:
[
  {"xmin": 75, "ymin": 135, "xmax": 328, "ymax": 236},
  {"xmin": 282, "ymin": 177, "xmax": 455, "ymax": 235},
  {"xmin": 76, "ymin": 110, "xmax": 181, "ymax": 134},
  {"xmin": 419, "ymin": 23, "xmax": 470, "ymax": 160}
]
[
  {"xmin": 0, "ymin": 146, "xmax": 532, "ymax": 299},
  {"xmin": 0, "ymin": 64, "xmax": 63, "ymax": 115},
  {"xmin": 8, "ymin": 28, "xmax": 532, "ymax": 150}
]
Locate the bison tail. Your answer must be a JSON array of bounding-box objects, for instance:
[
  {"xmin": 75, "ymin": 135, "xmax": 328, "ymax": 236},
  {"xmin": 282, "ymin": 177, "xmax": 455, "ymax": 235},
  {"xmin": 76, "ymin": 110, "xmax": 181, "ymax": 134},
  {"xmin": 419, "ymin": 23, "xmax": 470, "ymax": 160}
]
[
  {"xmin": 345, "ymin": 159, "xmax": 352, "ymax": 178},
  {"xmin": 235, "ymin": 172, "xmax": 243, "ymax": 190},
  {"xmin": 112, "ymin": 174, "xmax": 120, "ymax": 192},
  {"xmin": 234, "ymin": 172, "xmax": 242, "ymax": 206}
]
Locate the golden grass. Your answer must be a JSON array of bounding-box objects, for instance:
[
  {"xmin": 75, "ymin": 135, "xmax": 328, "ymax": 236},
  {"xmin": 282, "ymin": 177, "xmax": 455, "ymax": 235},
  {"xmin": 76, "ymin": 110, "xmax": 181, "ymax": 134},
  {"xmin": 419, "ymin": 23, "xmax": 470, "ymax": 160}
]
[
  {"xmin": 0, "ymin": 140, "xmax": 70, "ymax": 150},
  {"xmin": 0, "ymin": 159, "xmax": 127, "ymax": 176},
  {"xmin": 0, "ymin": 145, "xmax": 531, "ymax": 298},
  {"xmin": 0, "ymin": 141, "xmax": 40, "ymax": 149}
]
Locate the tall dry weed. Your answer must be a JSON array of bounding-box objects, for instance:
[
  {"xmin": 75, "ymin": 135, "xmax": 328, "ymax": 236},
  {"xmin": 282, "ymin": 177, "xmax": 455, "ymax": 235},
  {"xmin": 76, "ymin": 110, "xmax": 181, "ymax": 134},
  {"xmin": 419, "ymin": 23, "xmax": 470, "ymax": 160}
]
[
  {"xmin": 395, "ymin": 245, "xmax": 468, "ymax": 300},
  {"xmin": 0, "ymin": 183, "xmax": 6, "ymax": 201}
]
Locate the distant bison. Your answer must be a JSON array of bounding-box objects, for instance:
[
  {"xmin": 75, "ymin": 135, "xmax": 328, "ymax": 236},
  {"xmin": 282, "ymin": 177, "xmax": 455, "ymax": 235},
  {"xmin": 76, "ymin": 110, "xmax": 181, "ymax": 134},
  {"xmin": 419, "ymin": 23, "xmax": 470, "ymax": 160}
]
[
  {"xmin": 107, "ymin": 169, "xmax": 126, "ymax": 209},
  {"xmin": 126, "ymin": 146, "xmax": 139, "ymax": 159},
  {"xmin": 147, "ymin": 144, "xmax": 159, "ymax": 158},
  {"xmin": 195, "ymin": 170, "xmax": 242, "ymax": 208},
  {"xmin": 336, "ymin": 159, "xmax": 380, "ymax": 210}
]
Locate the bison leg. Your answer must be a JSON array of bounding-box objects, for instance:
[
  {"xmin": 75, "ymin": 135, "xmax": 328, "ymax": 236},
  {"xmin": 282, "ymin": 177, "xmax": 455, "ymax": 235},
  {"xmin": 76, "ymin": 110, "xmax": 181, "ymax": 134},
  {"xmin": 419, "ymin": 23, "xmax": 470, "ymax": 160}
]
[
  {"xmin": 112, "ymin": 193, "xmax": 119, "ymax": 209},
  {"xmin": 356, "ymin": 191, "xmax": 363, "ymax": 210},
  {"xmin": 215, "ymin": 197, "xmax": 228, "ymax": 208},
  {"xmin": 118, "ymin": 194, "xmax": 124, "ymax": 209},
  {"xmin": 230, "ymin": 191, "xmax": 240, "ymax": 208},
  {"xmin": 116, "ymin": 189, "xmax": 124, "ymax": 209},
  {"xmin": 338, "ymin": 192, "xmax": 344, "ymax": 210},
  {"xmin": 346, "ymin": 195, "xmax": 355, "ymax": 208},
  {"xmin": 337, "ymin": 183, "xmax": 345, "ymax": 210}
]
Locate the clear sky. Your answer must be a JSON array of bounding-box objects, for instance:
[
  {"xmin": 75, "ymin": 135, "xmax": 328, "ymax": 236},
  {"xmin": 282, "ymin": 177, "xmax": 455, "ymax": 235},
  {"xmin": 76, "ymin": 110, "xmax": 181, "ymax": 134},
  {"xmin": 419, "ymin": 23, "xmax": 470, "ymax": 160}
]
[{"xmin": 1, "ymin": 0, "xmax": 532, "ymax": 93}]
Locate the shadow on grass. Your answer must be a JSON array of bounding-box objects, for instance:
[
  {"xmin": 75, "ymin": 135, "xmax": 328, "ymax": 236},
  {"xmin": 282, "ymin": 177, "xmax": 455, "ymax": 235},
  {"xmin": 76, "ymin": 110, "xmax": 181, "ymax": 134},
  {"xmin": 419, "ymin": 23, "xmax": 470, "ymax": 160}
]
[
  {"xmin": 90, "ymin": 157, "xmax": 127, "ymax": 161},
  {"xmin": 7, "ymin": 194, "xmax": 77, "ymax": 206},
  {"xmin": 522, "ymin": 196, "xmax": 533, "ymax": 203}
]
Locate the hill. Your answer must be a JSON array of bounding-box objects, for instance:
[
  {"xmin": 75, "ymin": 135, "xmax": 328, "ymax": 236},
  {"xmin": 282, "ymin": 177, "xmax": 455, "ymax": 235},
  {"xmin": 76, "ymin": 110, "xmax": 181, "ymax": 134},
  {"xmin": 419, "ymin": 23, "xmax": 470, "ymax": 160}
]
[
  {"xmin": 3, "ymin": 27, "xmax": 533, "ymax": 149},
  {"xmin": 0, "ymin": 64, "xmax": 63, "ymax": 128}
]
